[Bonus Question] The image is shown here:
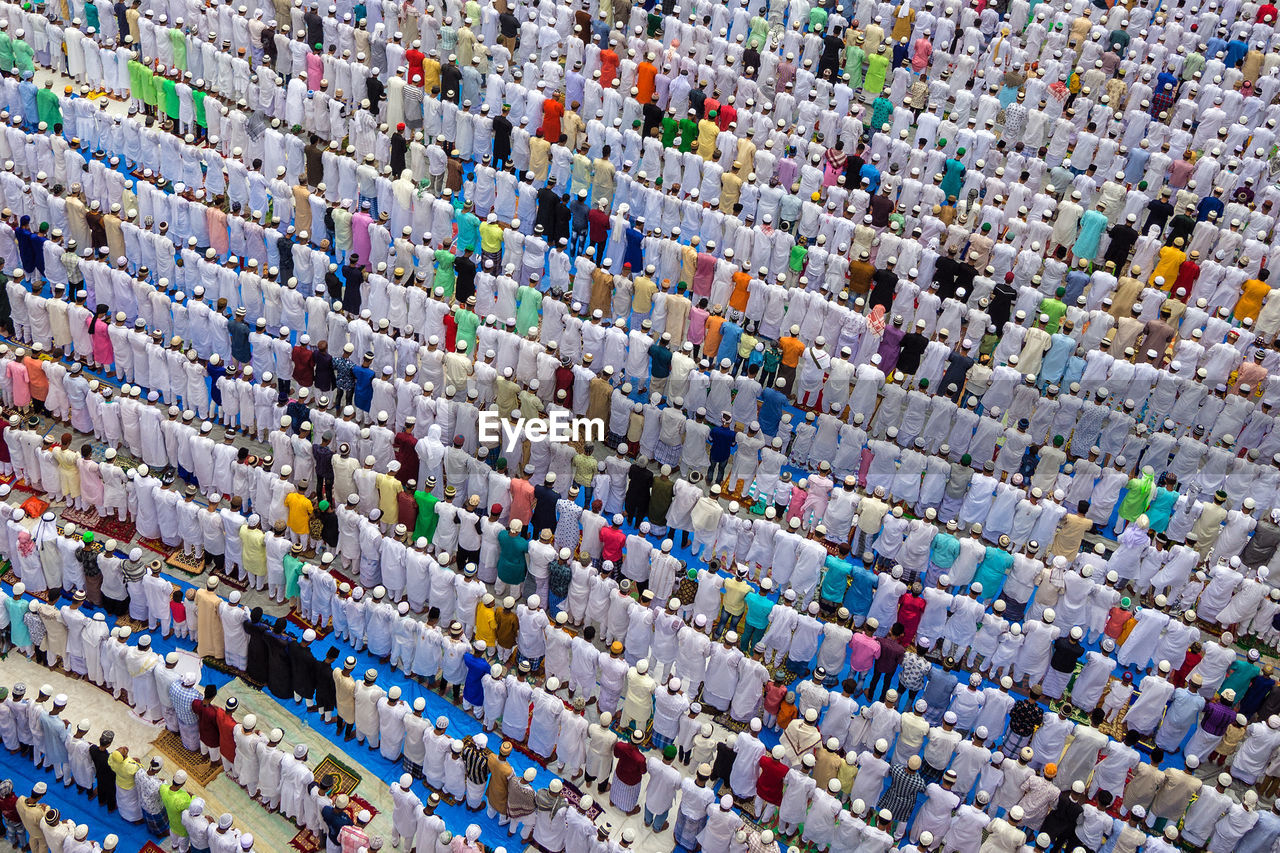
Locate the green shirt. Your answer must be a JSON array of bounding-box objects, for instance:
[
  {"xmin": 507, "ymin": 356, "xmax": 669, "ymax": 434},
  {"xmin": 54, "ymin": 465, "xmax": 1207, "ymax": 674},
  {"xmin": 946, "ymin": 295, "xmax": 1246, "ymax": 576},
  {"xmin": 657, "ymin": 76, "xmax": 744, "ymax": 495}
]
[
  {"xmin": 170, "ymin": 28, "xmax": 188, "ymax": 71},
  {"xmin": 433, "ymin": 249, "xmax": 456, "ymax": 299},
  {"xmin": 788, "ymin": 244, "xmax": 808, "ymax": 272},
  {"xmin": 454, "ymin": 308, "xmax": 480, "ymax": 352},
  {"xmin": 36, "ymin": 87, "xmax": 61, "ymax": 128},
  {"xmin": 162, "ymin": 77, "xmax": 180, "ymax": 119},
  {"xmin": 0, "ymin": 32, "xmax": 15, "ymax": 72},
  {"xmin": 677, "ymin": 118, "xmax": 698, "ymax": 153},
  {"xmin": 192, "ymin": 89, "xmax": 208, "ymax": 128},
  {"xmin": 515, "ymin": 285, "xmax": 542, "ymax": 335},
  {"xmin": 660, "ymin": 115, "xmax": 679, "ymax": 148},
  {"xmin": 1038, "ymin": 297, "xmax": 1067, "ymax": 333},
  {"xmin": 413, "ymin": 491, "xmax": 440, "ymax": 542},
  {"xmin": 160, "ymin": 785, "xmax": 192, "ymax": 835},
  {"xmin": 12, "ymin": 39, "xmax": 32, "ymax": 73}
]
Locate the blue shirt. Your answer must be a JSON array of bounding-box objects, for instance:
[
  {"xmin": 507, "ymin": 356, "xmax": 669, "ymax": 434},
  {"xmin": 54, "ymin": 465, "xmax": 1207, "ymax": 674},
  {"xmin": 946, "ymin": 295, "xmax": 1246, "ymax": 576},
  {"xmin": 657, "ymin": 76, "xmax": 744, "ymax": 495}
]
[
  {"xmin": 716, "ymin": 322, "xmax": 743, "ymax": 365},
  {"xmin": 921, "ymin": 666, "xmax": 958, "ymax": 721},
  {"xmin": 709, "ymin": 425, "xmax": 736, "ymax": 461},
  {"xmin": 758, "ymin": 387, "xmax": 787, "ymax": 435},
  {"xmin": 843, "ymin": 565, "xmax": 877, "ymax": 616},
  {"xmin": 352, "ymin": 364, "xmax": 375, "ymax": 410},
  {"xmin": 463, "ymin": 653, "xmax": 489, "ymax": 705}
]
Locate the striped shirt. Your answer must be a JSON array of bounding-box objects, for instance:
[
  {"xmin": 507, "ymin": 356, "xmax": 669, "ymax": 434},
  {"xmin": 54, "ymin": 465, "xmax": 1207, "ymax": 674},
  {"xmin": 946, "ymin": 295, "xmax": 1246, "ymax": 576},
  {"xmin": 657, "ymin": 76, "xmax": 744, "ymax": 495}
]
[{"xmin": 462, "ymin": 744, "xmax": 490, "ymax": 785}]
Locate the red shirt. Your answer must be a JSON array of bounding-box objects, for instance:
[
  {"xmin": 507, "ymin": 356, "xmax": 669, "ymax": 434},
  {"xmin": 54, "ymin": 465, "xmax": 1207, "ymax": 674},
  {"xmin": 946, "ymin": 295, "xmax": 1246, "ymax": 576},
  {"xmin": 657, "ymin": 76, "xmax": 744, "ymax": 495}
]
[
  {"xmin": 394, "ymin": 431, "xmax": 418, "ymax": 482},
  {"xmin": 588, "ymin": 208, "xmax": 611, "ymax": 242},
  {"xmin": 897, "ymin": 594, "xmax": 926, "ymax": 642},
  {"xmin": 612, "ymin": 741, "xmax": 646, "ymax": 785},
  {"xmin": 397, "ymin": 491, "xmax": 418, "ymax": 532},
  {"xmin": 292, "ymin": 345, "xmax": 315, "ymax": 386},
  {"xmin": 540, "ymin": 98, "xmax": 565, "ymax": 144},
  {"xmin": 217, "ymin": 710, "xmax": 238, "ymax": 762},
  {"xmin": 192, "ymin": 700, "xmax": 221, "ymax": 749},
  {"xmin": 600, "ymin": 525, "xmax": 626, "ymax": 564},
  {"xmin": 554, "ymin": 365, "xmax": 575, "ymax": 406},
  {"xmin": 405, "ymin": 49, "xmax": 425, "ymax": 83},
  {"xmin": 443, "ymin": 313, "xmax": 458, "ymax": 351},
  {"xmin": 756, "ymin": 755, "xmax": 789, "ymax": 804},
  {"xmin": 599, "ymin": 50, "xmax": 619, "ymax": 86},
  {"xmin": 763, "ymin": 682, "xmax": 787, "ymax": 714}
]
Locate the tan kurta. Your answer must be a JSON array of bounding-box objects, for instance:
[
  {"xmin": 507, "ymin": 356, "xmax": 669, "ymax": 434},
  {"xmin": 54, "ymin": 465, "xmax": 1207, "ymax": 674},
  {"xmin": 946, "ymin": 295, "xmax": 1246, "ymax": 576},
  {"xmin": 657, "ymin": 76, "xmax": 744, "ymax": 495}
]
[
  {"xmin": 486, "ymin": 756, "xmax": 513, "ymax": 812},
  {"xmin": 195, "ymin": 588, "xmax": 225, "ymax": 659},
  {"xmin": 528, "ymin": 137, "xmax": 551, "ymax": 183},
  {"xmin": 335, "ymin": 668, "xmax": 356, "ymax": 723},
  {"xmin": 1051, "ymin": 513, "xmax": 1092, "ymax": 559},
  {"xmin": 664, "ymin": 293, "xmax": 691, "ymax": 345},
  {"xmin": 292, "ymin": 186, "xmax": 313, "ymax": 235}
]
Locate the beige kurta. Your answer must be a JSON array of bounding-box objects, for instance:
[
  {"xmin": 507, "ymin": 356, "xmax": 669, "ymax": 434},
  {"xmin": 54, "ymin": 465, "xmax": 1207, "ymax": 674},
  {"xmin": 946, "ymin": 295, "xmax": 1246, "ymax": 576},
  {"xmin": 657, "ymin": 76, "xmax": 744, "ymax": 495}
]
[
  {"xmin": 195, "ymin": 587, "xmax": 225, "ymax": 659},
  {"xmin": 335, "ymin": 668, "xmax": 357, "ymax": 723}
]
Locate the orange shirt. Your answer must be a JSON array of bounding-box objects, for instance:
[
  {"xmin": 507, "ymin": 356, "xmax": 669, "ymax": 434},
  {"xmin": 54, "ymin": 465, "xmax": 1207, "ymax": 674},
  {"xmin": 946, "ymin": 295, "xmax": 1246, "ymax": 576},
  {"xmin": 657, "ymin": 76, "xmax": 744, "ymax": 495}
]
[
  {"xmin": 636, "ymin": 62, "xmax": 657, "ymax": 103},
  {"xmin": 779, "ymin": 336, "xmax": 806, "ymax": 368},
  {"xmin": 23, "ymin": 357, "xmax": 48, "ymax": 401},
  {"xmin": 729, "ymin": 271, "xmax": 751, "ymax": 313},
  {"xmin": 702, "ymin": 315, "xmax": 726, "ymax": 361}
]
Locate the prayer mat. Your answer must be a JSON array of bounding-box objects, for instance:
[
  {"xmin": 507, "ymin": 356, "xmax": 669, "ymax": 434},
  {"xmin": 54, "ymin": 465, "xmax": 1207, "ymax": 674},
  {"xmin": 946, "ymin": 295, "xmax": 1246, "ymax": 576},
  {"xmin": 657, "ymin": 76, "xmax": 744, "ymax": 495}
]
[
  {"xmin": 560, "ymin": 781, "xmax": 604, "ymax": 821},
  {"xmin": 0, "ymin": 567, "xmax": 53, "ymax": 601},
  {"xmin": 60, "ymin": 505, "xmax": 137, "ymax": 542},
  {"xmin": 314, "ymin": 754, "xmax": 362, "ymax": 795},
  {"xmin": 135, "ymin": 536, "xmax": 172, "ymax": 555},
  {"xmin": 165, "ymin": 549, "xmax": 206, "ymax": 575},
  {"xmin": 712, "ymin": 712, "xmax": 749, "ymax": 734},
  {"xmin": 0, "ymin": 472, "xmax": 45, "ymax": 495},
  {"xmin": 766, "ymin": 662, "xmax": 803, "ymax": 683},
  {"xmin": 287, "ymin": 610, "xmax": 333, "ymax": 639},
  {"xmin": 153, "ymin": 729, "xmax": 222, "ymax": 786},
  {"xmin": 202, "ymin": 655, "xmax": 261, "ymax": 687},
  {"xmin": 1096, "ymin": 693, "xmax": 1131, "ymax": 741},
  {"xmin": 211, "ymin": 568, "xmax": 248, "ymax": 592},
  {"xmin": 138, "ymin": 842, "xmax": 167, "ymax": 853}
]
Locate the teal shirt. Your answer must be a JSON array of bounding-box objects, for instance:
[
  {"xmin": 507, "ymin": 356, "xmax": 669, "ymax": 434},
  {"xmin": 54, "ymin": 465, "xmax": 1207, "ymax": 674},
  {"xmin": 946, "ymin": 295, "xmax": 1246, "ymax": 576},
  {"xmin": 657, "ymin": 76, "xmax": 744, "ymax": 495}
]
[
  {"xmin": 1221, "ymin": 660, "xmax": 1261, "ymax": 699},
  {"xmin": 743, "ymin": 591, "xmax": 775, "ymax": 628},
  {"xmin": 929, "ymin": 533, "xmax": 960, "ymax": 568},
  {"xmin": 497, "ymin": 529, "xmax": 529, "ymax": 585},
  {"xmin": 820, "ymin": 556, "xmax": 853, "ymax": 603},
  {"xmin": 973, "ymin": 546, "xmax": 1013, "ymax": 598}
]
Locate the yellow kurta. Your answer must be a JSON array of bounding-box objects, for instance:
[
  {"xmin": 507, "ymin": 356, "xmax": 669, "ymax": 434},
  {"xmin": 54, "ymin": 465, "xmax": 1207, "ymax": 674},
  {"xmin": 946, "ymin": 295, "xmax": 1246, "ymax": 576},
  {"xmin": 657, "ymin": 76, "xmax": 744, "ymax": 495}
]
[
  {"xmin": 240, "ymin": 525, "xmax": 266, "ymax": 577},
  {"xmin": 284, "ymin": 491, "xmax": 313, "ymax": 537},
  {"xmin": 1148, "ymin": 246, "xmax": 1186, "ymax": 287},
  {"xmin": 697, "ymin": 120, "xmax": 720, "ymax": 161}
]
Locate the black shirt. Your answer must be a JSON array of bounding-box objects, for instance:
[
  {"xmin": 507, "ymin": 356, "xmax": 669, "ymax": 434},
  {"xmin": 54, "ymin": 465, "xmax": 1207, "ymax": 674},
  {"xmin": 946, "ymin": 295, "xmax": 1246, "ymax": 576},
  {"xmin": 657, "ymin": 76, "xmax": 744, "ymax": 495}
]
[
  {"xmin": 896, "ymin": 332, "xmax": 928, "ymax": 375},
  {"xmin": 1144, "ymin": 197, "xmax": 1174, "ymax": 236}
]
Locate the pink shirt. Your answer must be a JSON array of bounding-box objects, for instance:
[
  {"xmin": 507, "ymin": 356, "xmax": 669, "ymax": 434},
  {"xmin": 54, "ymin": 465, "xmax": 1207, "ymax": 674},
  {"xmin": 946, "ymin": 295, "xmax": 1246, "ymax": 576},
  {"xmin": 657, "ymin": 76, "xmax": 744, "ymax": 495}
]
[
  {"xmin": 848, "ymin": 633, "xmax": 881, "ymax": 673},
  {"xmin": 686, "ymin": 306, "xmax": 708, "ymax": 345}
]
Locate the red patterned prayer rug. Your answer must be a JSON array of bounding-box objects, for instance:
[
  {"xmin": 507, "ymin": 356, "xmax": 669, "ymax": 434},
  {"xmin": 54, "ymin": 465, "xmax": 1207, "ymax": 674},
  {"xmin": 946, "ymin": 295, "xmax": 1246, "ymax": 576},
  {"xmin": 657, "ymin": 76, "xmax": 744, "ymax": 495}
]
[{"xmin": 60, "ymin": 505, "xmax": 137, "ymax": 542}]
